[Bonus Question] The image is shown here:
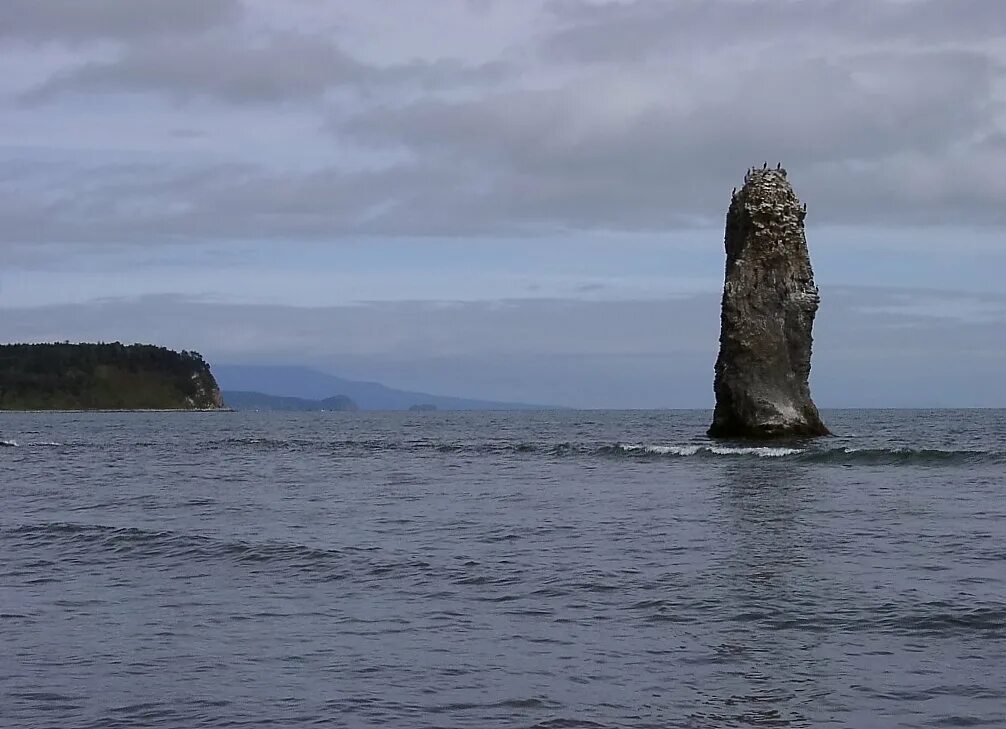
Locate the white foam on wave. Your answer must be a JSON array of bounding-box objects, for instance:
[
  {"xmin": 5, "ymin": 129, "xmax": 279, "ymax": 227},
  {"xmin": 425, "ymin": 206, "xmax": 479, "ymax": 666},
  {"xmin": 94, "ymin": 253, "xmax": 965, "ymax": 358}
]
[
  {"xmin": 30, "ymin": 441, "xmax": 62, "ymax": 447},
  {"xmin": 619, "ymin": 444, "xmax": 702, "ymax": 456},
  {"xmin": 617, "ymin": 444, "xmax": 804, "ymax": 458},
  {"xmin": 707, "ymin": 446, "xmax": 804, "ymax": 457},
  {"xmin": 1, "ymin": 439, "xmax": 18, "ymax": 448}
]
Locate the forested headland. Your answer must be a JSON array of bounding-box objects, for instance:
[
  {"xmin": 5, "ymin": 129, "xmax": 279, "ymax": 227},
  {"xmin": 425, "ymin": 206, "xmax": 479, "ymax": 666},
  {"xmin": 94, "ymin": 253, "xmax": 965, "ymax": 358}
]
[{"xmin": 0, "ymin": 343, "xmax": 224, "ymax": 410}]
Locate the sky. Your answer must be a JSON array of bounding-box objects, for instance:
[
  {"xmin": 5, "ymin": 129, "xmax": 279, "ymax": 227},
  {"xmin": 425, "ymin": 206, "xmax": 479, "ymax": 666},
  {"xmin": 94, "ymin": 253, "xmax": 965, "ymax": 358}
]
[{"xmin": 2, "ymin": 0, "xmax": 1005, "ymax": 408}]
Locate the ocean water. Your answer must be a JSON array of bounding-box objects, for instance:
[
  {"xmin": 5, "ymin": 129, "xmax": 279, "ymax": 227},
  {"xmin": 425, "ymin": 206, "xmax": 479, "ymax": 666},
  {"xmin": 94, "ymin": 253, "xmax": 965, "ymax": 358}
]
[{"xmin": 1, "ymin": 409, "xmax": 1004, "ymax": 729}]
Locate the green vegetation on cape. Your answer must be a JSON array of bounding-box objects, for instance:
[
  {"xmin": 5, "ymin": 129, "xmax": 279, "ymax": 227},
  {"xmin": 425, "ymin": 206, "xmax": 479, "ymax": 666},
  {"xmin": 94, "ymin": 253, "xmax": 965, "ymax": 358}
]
[{"xmin": 0, "ymin": 343, "xmax": 224, "ymax": 411}]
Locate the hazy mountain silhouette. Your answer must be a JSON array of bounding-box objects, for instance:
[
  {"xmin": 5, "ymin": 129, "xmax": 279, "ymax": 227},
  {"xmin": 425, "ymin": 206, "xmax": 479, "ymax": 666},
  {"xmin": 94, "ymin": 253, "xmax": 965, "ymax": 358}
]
[
  {"xmin": 223, "ymin": 391, "xmax": 359, "ymax": 412},
  {"xmin": 213, "ymin": 365, "xmax": 553, "ymax": 411}
]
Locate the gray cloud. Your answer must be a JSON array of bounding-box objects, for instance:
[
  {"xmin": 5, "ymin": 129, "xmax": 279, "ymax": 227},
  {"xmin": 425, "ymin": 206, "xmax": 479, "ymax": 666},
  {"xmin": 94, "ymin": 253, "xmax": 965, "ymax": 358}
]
[
  {"xmin": 544, "ymin": 0, "xmax": 1006, "ymax": 62},
  {"xmin": 0, "ymin": 0, "xmax": 240, "ymax": 43},
  {"xmin": 341, "ymin": 46, "xmax": 1005, "ymax": 230},
  {"xmin": 26, "ymin": 33, "xmax": 507, "ymax": 104},
  {"xmin": 0, "ymin": 159, "xmax": 491, "ymax": 245}
]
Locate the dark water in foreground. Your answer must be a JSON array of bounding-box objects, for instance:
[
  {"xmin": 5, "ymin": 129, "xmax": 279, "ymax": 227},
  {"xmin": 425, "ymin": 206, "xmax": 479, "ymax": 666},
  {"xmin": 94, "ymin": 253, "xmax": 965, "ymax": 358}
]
[{"xmin": 2, "ymin": 409, "xmax": 1004, "ymax": 729}]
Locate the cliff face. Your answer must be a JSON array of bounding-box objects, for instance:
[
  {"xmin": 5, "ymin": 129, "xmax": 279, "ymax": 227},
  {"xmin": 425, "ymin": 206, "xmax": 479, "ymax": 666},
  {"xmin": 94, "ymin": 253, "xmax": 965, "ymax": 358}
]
[
  {"xmin": 188, "ymin": 367, "xmax": 226, "ymax": 410},
  {"xmin": 0, "ymin": 343, "xmax": 224, "ymax": 410},
  {"xmin": 709, "ymin": 166, "xmax": 829, "ymax": 438}
]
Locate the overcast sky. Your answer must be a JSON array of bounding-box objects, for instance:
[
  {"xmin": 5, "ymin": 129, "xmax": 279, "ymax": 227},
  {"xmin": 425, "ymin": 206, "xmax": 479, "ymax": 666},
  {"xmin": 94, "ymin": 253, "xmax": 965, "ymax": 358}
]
[{"xmin": 2, "ymin": 0, "xmax": 1004, "ymax": 407}]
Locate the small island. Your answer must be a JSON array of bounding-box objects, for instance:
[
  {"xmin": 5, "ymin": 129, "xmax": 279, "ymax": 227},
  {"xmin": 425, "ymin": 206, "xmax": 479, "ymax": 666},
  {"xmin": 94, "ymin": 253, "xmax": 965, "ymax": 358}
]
[{"xmin": 0, "ymin": 342, "xmax": 224, "ymax": 411}]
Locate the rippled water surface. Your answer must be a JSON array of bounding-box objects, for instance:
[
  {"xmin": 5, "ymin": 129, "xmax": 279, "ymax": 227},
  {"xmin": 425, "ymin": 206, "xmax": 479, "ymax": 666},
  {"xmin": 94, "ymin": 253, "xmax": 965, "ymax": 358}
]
[{"xmin": 2, "ymin": 409, "xmax": 1005, "ymax": 728}]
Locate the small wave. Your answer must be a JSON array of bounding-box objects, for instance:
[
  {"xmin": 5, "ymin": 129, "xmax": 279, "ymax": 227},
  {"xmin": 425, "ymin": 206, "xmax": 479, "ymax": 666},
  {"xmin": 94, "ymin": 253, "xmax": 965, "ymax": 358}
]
[
  {"xmin": 210, "ymin": 437, "xmax": 310, "ymax": 449},
  {"xmin": 6, "ymin": 522, "xmax": 347, "ymax": 576},
  {"xmin": 710, "ymin": 445, "xmax": 804, "ymax": 457},
  {"xmin": 616, "ymin": 444, "xmax": 701, "ymax": 456},
  {"xmin": 888, "ymin": 607, "xmax": 1006, "ymax": 637},
  {"xmin": 3, "ymin": 522, "xmax": 429, "ymax": 584},
  {"xmin": 0, "ymin": 440, "xmax": 63, "ymax": 448},
  {"xmin": 598, "ymin": 443, "xmax": 1002, "ymax": 465},
  {"xmin": 809, "ymin": 447, "xmax": 1000, "ymax": 466},
  {"xmin": 605, "ymin": 444, "xmax": 804, "ymax": 458}
]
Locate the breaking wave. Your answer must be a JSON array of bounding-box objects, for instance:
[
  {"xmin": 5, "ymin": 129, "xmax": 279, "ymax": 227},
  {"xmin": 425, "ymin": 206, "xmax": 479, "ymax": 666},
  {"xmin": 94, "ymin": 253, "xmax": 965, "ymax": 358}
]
[
  {"xmin": 0, "ymin": 440, "xmax": 64, "ymax": 448},
  {"xmin": 605, "ymin": 444, "xmax": 804, "ymax": 458},
  {"xmin": 604, "ymin": 443, "xmax": 1002, "ymax": 465},
  {"xmin": 534, "ymin": 442, "xmax": 1000, "ymax": 466}
]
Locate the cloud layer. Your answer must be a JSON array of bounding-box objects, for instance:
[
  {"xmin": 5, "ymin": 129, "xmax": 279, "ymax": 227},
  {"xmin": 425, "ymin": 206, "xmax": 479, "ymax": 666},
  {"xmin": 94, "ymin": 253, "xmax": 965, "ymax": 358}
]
[
  {"xmin": 0, "ymin": 0, "xmax": 240, "ymax": 42},
  {"xmin": 2, "ymin": 0, "xmax": 1005, "ymax": 249}
]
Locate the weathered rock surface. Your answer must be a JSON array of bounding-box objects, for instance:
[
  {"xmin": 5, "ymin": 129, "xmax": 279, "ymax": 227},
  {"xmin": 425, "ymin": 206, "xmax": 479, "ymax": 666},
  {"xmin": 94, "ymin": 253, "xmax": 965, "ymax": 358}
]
[{"xmin": 709, "ymin": 165, "xmax": 829, "ymax": 438}]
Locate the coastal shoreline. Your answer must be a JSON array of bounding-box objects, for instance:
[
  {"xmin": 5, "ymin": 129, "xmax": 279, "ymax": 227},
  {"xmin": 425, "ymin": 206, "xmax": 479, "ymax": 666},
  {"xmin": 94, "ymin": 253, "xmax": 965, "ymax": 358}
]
[{"xmin": 0, "ymin": 408, "xmax": 233, "ymax": 414}]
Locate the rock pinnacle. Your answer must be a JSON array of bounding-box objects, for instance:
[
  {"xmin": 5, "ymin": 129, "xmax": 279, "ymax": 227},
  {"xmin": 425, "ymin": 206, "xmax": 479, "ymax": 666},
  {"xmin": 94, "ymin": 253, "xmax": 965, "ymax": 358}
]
[{"xmin": 709, "ymin": 166, "xmax": 829, "ymax": 439}]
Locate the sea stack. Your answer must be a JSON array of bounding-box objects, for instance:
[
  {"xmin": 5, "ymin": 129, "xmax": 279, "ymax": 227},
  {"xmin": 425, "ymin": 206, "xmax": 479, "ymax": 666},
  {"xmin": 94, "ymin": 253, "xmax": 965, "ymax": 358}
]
[{"xmin": 709, "ymin": 165, "xmax": 829, "ymax": 439}]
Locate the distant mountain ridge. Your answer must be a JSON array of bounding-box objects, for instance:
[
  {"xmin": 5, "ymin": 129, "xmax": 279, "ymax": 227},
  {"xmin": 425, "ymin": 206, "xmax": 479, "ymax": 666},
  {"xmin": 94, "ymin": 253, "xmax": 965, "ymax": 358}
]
[
  {"xmin": 224, "ymin": 391, "xmax": 358, "ymax": 412},
  {"xmin": 214, "ymin": 365, "xmax": 552, "ymax": 411}
]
